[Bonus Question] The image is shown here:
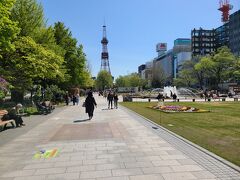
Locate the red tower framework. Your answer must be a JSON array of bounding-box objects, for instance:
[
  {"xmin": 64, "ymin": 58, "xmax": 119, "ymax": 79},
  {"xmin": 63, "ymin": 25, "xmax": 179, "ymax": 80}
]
[
  {"xmin": 100, "ymin": 25, "xmax": 111, "ymax": 74},
  {"xmin": 218, "ymin": 0, "xmax": 233, "ymax": 23}
]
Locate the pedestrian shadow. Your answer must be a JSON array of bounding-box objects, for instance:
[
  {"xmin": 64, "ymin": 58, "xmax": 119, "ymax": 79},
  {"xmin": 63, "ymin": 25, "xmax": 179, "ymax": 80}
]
[
  {"xmin": 73, "ymin": 119, "xmax": 89, "ymax": 123},
  {"xmin": 101, "ymin": 108, "xmax": 114, "ymax": 111}
]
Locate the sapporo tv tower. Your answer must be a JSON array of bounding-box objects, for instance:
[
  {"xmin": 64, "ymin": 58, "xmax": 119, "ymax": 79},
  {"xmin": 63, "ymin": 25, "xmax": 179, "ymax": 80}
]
[{"xmin": 100, "ymin": 24, "xmax": 111, "ymax": 75}]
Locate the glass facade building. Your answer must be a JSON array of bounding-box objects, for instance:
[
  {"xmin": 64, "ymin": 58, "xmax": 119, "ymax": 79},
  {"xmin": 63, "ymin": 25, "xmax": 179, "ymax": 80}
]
[{"xmin": 229, "ymin": 10, "xmax": 240, "ymax": 56}]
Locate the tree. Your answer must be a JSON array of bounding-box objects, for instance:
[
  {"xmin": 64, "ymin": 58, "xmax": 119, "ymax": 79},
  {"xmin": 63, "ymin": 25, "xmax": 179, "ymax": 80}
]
[
  {"xmin": 3, "ymin": 36, "xmax": 64, "ymax": 102},
  {"xmin": 115, "ymin": 73, "xmax": 146, "ymax": 88},
  {"xmin": 0, "ymin": 0, "xmax": 19, "ymax": 57},
  {"xmin": 115, "ymin": 76, "xmax": 128, "ymax": 87},
  {"xmin": 194, "ymin": 47, "xmax": 235, "ymax": 89},
  {"xmin": 173, "ymin": 69, "xmax": 197, "ymax": 87},
  {"xmin": 152, "ymin": 65, "xmax": 166, "ymax": 88},
  {"xmin": 11, "ymin": 0, "xmax": 45, "ymax": 37},
  {"xmin": 53, "ymin": 22, "xmax": 92, "ymax": 88},
  {"xmin": 232, "ymin": 57, "xmax": 240, "ymax": 83},
  {"xmin": 96, "ymin": 71, "xmax": 113, "ymax": 90}
]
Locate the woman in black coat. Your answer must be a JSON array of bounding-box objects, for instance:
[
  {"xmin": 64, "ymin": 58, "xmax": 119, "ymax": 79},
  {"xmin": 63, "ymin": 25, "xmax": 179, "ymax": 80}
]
[{"xmin": 85, "ymin": 92, "xmax": 97, "ymax": 120}]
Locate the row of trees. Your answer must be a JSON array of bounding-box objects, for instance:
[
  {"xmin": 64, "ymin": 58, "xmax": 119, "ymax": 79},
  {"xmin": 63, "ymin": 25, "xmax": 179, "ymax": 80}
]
[
  {"xmin": 0, "ymin": 0, "xmax": 93, "ymax": 102},
  {"xmin": 94, "ymin": 71, "xmax": 146, "ymax": 91},
  {"xmin": 174, "ymin": 47, "xmax": 240, "ymax": 90}
]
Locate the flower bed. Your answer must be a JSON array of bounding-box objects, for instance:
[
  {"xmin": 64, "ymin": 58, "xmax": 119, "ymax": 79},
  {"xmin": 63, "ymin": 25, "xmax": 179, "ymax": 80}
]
[{"xmin": 150, "ymin": 105, "xmax": 209, "ymax": 113}]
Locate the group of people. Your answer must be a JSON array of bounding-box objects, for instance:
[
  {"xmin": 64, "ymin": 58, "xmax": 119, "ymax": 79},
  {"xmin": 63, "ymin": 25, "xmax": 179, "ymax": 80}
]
[
  {"xmin": 1, "ymin": 104, "xmax": 25, "ymax": 128},
  {"xmin": 64, "ymin": 93, "xmax": 80, "ymax": 106},
  {"xmin": 156, "ymin": 92, "xmax": 177, "ymax": 102},
  {"xmin": 84, "ymin": 90, "xmax": 119, "ymax": 120},
  {"xmin": 107, "ymin": 91, "xmax": 119, "ymax": 109}
]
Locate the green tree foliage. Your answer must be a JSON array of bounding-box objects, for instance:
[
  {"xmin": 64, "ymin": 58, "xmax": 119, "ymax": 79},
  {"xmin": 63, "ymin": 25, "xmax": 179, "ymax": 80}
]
[
  {"xmin": 0, "ymin": 0, "xmax": 19, "ymax": 57},
  {"xmin": 53, "ymin": 22, "xmax": 92, "ymax": 88},
  {"xmin": 115, "ymin": 73, "xmax": 146, "ymax": 88},
  {"xmin": 11, "ymin": 0, "xmax": 45, "ymax": 37},
  {"xmin": 233, "ymin": 57, "xmax": 240, "ymax": 83},
  {"xmin": 96, "ymin": 70, "xmax": 113, "ymax": 90},
  {"xmin": 195, "ymin": 47, "xmax": 235, "ymax": 88},
  {"xmin": 3, "ymin": 36, "xmax": 64, "ymax": 92}
]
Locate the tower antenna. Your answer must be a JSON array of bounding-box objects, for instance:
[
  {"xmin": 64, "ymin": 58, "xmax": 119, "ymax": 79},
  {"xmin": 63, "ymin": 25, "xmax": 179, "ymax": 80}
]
[
  {"xmin": 100, "ymin": 24, "xmax": 111, "ymax": 74},
  {"xmin": 218, "ymin": 0, "xmax": 233, "ymax": 23}
]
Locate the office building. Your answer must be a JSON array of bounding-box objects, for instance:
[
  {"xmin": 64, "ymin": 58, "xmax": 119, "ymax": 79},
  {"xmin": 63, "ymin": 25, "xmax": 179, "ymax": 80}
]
[
  {"xmin": 191, "ymin": 28, "xmax": 216, "ymax": 56},
  {"xmin": 229, "ymin": 10, "xmax": 240, "ymax": 56}
]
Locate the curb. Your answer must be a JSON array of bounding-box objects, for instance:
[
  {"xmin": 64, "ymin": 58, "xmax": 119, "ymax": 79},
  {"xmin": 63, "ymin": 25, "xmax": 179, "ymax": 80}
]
[{"xmin": 120, "ymin": 104, "xmax": 240, "ymax": 173}]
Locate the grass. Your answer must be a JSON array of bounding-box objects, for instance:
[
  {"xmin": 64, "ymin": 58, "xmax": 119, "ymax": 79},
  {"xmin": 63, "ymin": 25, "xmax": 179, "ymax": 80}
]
[{"xmin": 120, "ymin": 101, "xmax": 240, "ymax": 166}]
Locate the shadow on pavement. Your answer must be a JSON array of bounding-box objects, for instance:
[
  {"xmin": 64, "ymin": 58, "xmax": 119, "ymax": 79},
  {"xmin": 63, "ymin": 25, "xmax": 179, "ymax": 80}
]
[
  {"xmin": 73, "ymin": 119, "xmax": 89, "ymax": 123},
  {"xmin": 101, "ymin": 108, "xmax": 114, "ymax": 110}
]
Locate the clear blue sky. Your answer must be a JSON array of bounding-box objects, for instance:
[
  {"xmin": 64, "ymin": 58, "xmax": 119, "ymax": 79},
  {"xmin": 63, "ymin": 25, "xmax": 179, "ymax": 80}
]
[{"xmin": 38, "ymin": 0, "xmax": 239, "ymax": 78}]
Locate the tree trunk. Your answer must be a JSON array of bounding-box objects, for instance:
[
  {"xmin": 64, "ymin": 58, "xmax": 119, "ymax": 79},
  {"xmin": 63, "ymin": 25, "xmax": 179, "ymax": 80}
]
[{"xmin": 11, "ymin": 89, "xmax": 24, "ymax": 103}]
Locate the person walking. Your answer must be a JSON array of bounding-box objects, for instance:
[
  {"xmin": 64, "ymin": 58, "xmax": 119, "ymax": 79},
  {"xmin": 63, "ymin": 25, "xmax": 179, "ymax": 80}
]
[
  {"xmin": 72, "ymin": 94, "xmax": 77, "ymax": 105},
  {"xmin": 76, "ymin": 93, "xmax": 80, "ymax": 105},
  {"xmin": 172, "ymin": 93, "xmax": 177, "ymax": 102},
  {"xmin": 85, "ymin": 92, "xmax": 97, "ymax": 120},
  {"xmin": 64, "ymin": 92, "xmax": 69, "ymax": 106},
  {"xmin": 113, "ymin": 93, "xmax": 119, "ymax": 109},
  {"xmin": 107, "ymin": 91, "xmax": 114, "ymax": 109}
]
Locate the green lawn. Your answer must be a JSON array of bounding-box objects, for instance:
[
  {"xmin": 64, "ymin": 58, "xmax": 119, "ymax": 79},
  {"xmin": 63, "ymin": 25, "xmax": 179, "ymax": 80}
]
[{"xmin": 120, "ymin": 101, "xmax": 240, "ymax": 166}]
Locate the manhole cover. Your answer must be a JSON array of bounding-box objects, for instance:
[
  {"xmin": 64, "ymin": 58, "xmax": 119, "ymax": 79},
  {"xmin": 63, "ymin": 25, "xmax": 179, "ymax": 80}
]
[{"xmin": 50, "ymin": 123, "xmax": 113, "ymax": 141}]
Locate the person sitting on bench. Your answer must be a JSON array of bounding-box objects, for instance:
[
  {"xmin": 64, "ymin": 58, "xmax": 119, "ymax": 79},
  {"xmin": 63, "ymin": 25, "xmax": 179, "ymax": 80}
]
[{"xmin": 1, "ymin": 107, "xmax": 25, "ymax": 127}]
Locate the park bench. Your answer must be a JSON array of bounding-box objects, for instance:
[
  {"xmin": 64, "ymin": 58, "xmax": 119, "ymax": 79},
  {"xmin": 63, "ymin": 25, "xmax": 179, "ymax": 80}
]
[
  {"xmin": 36, "ymin": 102, "xmax": 52, "ymax": 114},
  {"xmin": 0, "ymin": 110, "xmax": 15, "ymax": 131}
]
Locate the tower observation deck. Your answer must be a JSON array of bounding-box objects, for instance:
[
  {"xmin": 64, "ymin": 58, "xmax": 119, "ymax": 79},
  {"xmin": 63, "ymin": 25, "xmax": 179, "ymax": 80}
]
[{"xmin": 100, "ymin": 25, "xmax": 111, "ymax": 74}]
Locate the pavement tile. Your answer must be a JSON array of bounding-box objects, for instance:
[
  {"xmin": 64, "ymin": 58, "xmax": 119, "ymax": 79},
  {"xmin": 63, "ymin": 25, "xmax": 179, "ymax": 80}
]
[
  {"xmin": 97, "ymin": 176, "xmax": 129, "ymax": 180},
  {"xmin": 82, "ymin": 159, "xmax": 109, "ymax": 165},
  {"xmin": 152, "ymin": 160, "xmax": 181, "ymax": 166},
  {"xmin": 34, "ymin": 167, "xmax": 66, "ymax": 175},
  {"xmin": 177, "ymin": 159, "xmax": 198, "ymax": 165},
  {"xmin": 162, "ymin": 172, "xmax": 197, "ymax": 180},
  {"xmin": 47, "ymin": 172, "xmax": 80, "ymax": 179},
  {"xmin": 96, "ymin": 163, "xmax": 125, "ymax": 170},
  {"xmin": 80, "ymin": 170, "xmax": 112, "ymax": 179},
  {"xmin": 142, "ymin": 166, "xmax": 173, "ymax": 174},
  {"xmin": 112, "ymin": 168, "xmax": 143, "ymax": 176},
  {"xmin": 14, "ymin": 175, "xmax": 46, "ymax": 180},
  {"xmin": 191, "ymin": 171, "xmax": 216, "ymax": 179},
  {"xmin": 171, "ymin": 165, "xmax": 204, "ymax": 172},
  {"xmin": 124, "ymin": 161, "xmax": 154, "ymax": 168},
  {"xmin": 23, "ymin": 162, "xmax": 55, "ymax": 170},
  {"xmin": 2, "ymin": 170, "xmax": 35, "ymax": 178},
  {"xmin": 67, "ymin": 165, "xmax": 95, "ymax": 172},
  {"xmin": 54, "ymin": 160, "xmax": 83, "ymax": 167},
  {"xmin": 130, "ymin": 174, "xmax": 164, "ymax": 180}
]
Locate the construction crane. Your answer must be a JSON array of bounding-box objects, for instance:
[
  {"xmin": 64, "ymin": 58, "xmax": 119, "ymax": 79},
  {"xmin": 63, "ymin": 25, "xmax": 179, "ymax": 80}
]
[{"xmin": 218, "ymin": 0, "xmax": 233, "ymax": 23}]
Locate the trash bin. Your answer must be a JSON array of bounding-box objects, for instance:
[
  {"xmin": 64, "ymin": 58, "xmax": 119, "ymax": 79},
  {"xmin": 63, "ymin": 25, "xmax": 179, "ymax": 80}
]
[
  {"xmin": 192, "ymin": 99, "xmax": 195, "ymax": 102},
  {"xmin": 208, "ymin": 98, "xmax": 211, "ymax": 102},
  {"xmin": 177, "ymin": 99, "xmax": 180, "ymax": 102},
  {"xmin": 222, "ymin": 98, "xmax": 225, "ymax": 102},
  {"xmin": 148, "ymin": 98, "xmax": 151, "ymax": 102}
]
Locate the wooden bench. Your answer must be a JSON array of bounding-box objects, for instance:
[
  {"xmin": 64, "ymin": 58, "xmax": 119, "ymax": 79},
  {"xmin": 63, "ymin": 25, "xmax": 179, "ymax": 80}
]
[
  {"xmin": 0, "ymin": 110, "xmax": 15, "ymax": 131},
  {"xmin": 0, "ymin": 119, "xmax": 15, "ymax": 131}
]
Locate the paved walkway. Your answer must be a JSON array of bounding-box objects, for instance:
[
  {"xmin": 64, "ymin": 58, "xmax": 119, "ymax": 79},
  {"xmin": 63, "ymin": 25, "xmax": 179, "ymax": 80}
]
[{"xmin": 0, "ymin": 95, "xmax": 239, "ymax": 180}]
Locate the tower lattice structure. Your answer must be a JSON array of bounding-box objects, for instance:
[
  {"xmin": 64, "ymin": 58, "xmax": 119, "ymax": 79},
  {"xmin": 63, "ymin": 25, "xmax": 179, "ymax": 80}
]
[{"xmin": 100, "ymin": 25, "xmax": 111, "ymax": 74}]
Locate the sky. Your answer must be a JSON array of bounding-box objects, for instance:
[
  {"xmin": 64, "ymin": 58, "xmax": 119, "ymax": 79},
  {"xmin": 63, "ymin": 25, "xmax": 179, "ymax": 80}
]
[{"xmin": 38, "ymin": 0, "xmax": 240, "ymax": 78}]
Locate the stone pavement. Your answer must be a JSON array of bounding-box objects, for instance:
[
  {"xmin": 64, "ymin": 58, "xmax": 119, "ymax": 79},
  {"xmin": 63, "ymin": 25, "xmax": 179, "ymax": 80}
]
[{"xmin": 0, "ymin": 95, "xmax": 239, "ymax": 180}]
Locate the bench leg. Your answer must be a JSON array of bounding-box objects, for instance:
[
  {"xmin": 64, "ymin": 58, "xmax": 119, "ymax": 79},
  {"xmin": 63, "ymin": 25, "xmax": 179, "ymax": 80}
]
[
  {"xmin": 3, "ymin": 124, "xmax": 7, "ymax": 130},
  {"xmin": 11, "ymin": 121, "xmax": 15, "ymax": 128}
]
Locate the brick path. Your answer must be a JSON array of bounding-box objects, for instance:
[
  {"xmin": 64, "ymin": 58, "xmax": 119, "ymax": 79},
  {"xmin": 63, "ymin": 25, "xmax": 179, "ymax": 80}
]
[{"xmin": 0, "ymin": 95, "xmax": 239, "ymax": 180}]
